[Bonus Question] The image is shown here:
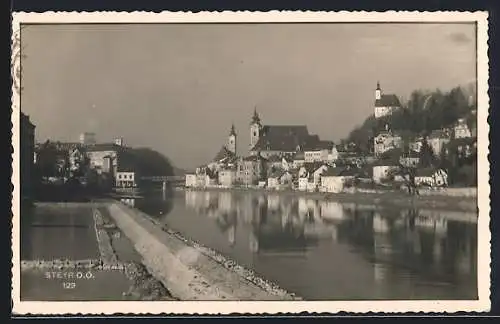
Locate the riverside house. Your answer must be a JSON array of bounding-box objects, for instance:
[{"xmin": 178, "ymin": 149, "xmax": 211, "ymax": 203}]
[
  {"xmin": 414, "ymin": 168, "xmax": 448, "ymax": 187},
  {"xmin": 320, "ymin": 167, "xmax": 358, "ymax": 193},
  {"xmin": 298, "ymin": 162, "xmax": 329, "ymax": 192}
]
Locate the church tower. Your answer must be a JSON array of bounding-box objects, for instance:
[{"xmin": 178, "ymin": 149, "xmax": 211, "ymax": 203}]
[
  {"xmin": 375, "ymin": 81, "xmax": 382, "ymax": 100},
  {"xmin": 227, "ymin": 124, "xmax": 237, "ymax": 155},
  {"xmin": 250, "ymin": 107, "xmax": 262, "ymax": 150}
]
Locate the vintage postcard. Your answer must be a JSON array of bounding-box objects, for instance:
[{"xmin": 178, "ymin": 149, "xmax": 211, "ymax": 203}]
[{"xmin": 11, "ymin": 11, "xmax": 490, "ymax": 315}]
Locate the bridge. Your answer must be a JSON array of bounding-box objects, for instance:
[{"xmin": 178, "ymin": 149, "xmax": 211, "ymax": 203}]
[{"xmin": 139, "ymin": 175, "xmax": 185, "ymax": 182}]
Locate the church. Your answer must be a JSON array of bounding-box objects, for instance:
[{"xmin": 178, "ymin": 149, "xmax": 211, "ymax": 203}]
[
  {"xmin": 374, "ymin": 81, "xmax": 401, "ymax": 119},
  {"xmin": 248, "ymin": 108, "xmax": 320, "ymax": 159}
]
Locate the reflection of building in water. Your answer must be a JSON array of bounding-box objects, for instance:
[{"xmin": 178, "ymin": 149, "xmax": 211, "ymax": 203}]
[
  {"xmin": 185, "ymin": 190, "xmax": 198, "ymax": 209},
  {"xmin": 218, "ymin": 191, "xmax": 234, "ymax": 213},
  {"xmin": 433, "ymin": 236, "xmax": 443, "ymax": 262},
  {"xmin": 331, "ymin": 224, "xmax": 338, "ymax": 242},
  {"xmin": 303, "ymin": 222, "xmax": 337, "ymax": 240},
  {"xmin": 249, "ymin": 230, "xmax": 259, "ymax": 253},
  {"xmin": 415, "ymin": 211, "xmax": 448, "ymax": 235},
  {"xmin": 373, "ymin": 212, "xmax": 390, "ymax": 233},
  {"xmin": 456, "ymin": 237, "xmax": 474, "ymax": 276},
  {"xmin": 267, "ymin": 194, "xmax": 280, "ymax": 211},
  {"xmin": 227, "ymin": 226, "xmax": 236, "ymax": 246},
  {"xmin": 411, "ymin": 230, "xmax": 422, "ymax": 254},
  {"xmin": 297, "ymin": 198, "xmax": 320, "ymax": 222},
  {"xmin": 298, "ymin": 198, "xmax": 309, "ymax": 220},
  {"xmin": 320, "ymin": 201, "xmax": 345, "ymax": 222},
  {"xmin": 238, "ymin": 195, "xmax": 254, "ymax": 224},
  {"xmin": 121, "ymin": 198, "xmax": 135, "ymax": 207},
  {"xmin": 373, "ymin": 262, "xmax": 390, "ymax": 283},
  {"xmin": 280, "ymin": 200, "xmax": 293, "ymax": 229},
  {"xmin": 373, "ymin": 232, "xmax": 393, "ymax": 258}
]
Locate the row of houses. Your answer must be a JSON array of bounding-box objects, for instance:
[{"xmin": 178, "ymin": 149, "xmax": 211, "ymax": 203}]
[
  {"xmin": 36, "ymin": 136, "xmax": 138, "ymax": 188},
  {"xmin": 186, "ymin": 152, "xmax": 451, "ymax": 193}
]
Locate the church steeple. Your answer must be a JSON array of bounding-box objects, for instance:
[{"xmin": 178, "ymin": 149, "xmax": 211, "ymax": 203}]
[
  {"xmin": 251, "ymin": 107, "xmax": 261, "ymax": 125},
  {"xmin": 250, "ymin": 107, "xmax": 262, "ymax": 151},
  {"xmin": 375, "ymin": 81, "xmax": 382, "ymax": 100},
  {"xmin": 227, "ymin": 123, "xmax": 237, "ymax": 155}
]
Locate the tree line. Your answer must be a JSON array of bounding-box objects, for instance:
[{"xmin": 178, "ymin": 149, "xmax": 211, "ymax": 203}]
[{"xmin": 345, "ymin": 86, "xmax": 476, "ymax": 153}]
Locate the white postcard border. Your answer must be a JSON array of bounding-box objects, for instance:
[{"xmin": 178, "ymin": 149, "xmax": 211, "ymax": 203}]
[{"xmin": 11, "ymin": 10, "xmax": 490, "ymax": 315}]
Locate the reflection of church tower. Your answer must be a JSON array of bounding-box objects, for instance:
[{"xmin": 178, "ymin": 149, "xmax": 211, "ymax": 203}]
[
  {"xmin": 227, "ymin": 124, "xmax": 237, "ymax": 155},
  {"xmin": 250, "ymin": 108, "xmax": 262, "ymax": 150}
]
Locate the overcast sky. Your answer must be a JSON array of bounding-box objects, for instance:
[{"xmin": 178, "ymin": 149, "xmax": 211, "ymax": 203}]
[{"xmin": 20, "ymin": 23, "xmax": 476, "ymax": 169}]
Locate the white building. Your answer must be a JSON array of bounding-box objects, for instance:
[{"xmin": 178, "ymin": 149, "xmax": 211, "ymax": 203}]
[
  {"xmin": 372, "ymin": 159, "xmax": 400, "ymax": 183},
  {"xmin": 454, "ymin": 118, "xmax": 472, "ymax": 139},
  {"xmin": 185, "ymin": 174, "xmax": 197, "ymax": 188},
  {"xmin": 373, "ymin": 131, "xmax": 403, "ymax": 156},
  {"xmin": 414, "ymin": 168, "xmax": 448, "ymax": 187},
  {"xmin": 292, "ymin": 151, "xmax": 305, "ymax": 168},
  {"xmin": 116, "ymin": 171, "xmax": 136, "ymax": 188},
  {"xmin": 298, "ymin": 163, "xmax": 328, "ymax": 192},
  {"xmin": 219, "ymin": 167, "xmax": 237, "ymax": 188},
  {"xmin": 427, "ymin": 129, "xmax": 451, "ymax": 156},
  {"xmin": 320, "ymin": 167, "xmax": 358, "ymax": 193},
  {"xmin": 374, "ymin": 82, "xmax": 402, "ymax": 119}
]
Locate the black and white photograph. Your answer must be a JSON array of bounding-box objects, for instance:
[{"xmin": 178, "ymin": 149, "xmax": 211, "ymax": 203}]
[{"xmin": 11, "ymin": 11, "xmax": 490, "ymax": 314}]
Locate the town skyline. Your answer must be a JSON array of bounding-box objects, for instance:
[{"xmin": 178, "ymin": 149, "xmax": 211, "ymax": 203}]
[{"xmin": 20, "ymin": 23, "xmax": 476, "ymax": 169}]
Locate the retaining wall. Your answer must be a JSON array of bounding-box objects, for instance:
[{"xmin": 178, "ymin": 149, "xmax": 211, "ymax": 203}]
[{"xmin": 106, "ymin": 202, "xmax": 298, "ymax": 301}]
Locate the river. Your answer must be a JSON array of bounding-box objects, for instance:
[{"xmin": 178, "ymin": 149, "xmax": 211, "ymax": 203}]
[{"xmin": 130, "ymin": 189, "xmax": 477, "ymax": 301}]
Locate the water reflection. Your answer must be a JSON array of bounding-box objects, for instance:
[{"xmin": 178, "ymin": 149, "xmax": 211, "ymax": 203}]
[{"xmin": 135, "ymin": 190, "xmax": 478, "ymax": 300}]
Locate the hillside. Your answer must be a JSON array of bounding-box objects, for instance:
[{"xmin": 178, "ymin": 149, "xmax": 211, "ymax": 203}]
[{"xmin": 344, "ymin": 85, "xmax": 477, "ymax": 152}]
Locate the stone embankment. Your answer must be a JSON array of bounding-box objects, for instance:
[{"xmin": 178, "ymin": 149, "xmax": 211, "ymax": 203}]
[
  {"xmin": 21, "ymin": 202, "xmax": 175, "ymax": 301},
  {"xmin": 106, "ymin": 202, "xmax": 300, "ymax": 301}
]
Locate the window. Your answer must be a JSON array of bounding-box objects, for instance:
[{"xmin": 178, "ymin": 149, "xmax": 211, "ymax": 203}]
[{"xmin": 253, "ymin": 131, "xmax": 257, "ymax": 137}]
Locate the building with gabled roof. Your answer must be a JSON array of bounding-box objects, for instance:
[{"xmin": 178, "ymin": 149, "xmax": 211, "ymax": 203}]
[
  {"xmin": 249, "ymin": 109, "xmax": 314, "ymax": 158},
  {"xmin": 320, "ymin": 166, "xmax": 359, "ymax": 193},
  {"xmin": 374, "ymin": 81, "xmax": 402, "ymax": 118}
]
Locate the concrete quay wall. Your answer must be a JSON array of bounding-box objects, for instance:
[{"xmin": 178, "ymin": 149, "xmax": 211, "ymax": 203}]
[{"xmin": 106, "ymin": 202, "xmax": 299, "ymax": 301}]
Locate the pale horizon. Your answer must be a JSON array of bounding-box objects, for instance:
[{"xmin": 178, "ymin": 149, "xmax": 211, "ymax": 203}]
[{"xmin": 20, "ymin": 23, "xmax": 476, "ymax": 169}]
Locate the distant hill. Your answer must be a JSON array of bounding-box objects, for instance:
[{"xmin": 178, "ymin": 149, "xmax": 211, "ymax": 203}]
[{"xmin": 172, "ymin": 166, "xmax": 186, "ymax": 176}]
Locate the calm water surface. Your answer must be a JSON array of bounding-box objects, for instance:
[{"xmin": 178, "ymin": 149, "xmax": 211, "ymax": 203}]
[{"xmin": 133, "ymin": 190, "xmax": 477, "ymax": 300}]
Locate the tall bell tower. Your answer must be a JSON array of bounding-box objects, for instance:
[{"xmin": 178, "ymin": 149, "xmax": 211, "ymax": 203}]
[
  {"xmin": 227, "ymin": 124, "xmax": 237, "ymax": 155},
  {"xmin": 250, "ymin": 107, "xmax": 262, "ymax": 150},
  {"xmin": 375, "ymin": 81, "xmax": 382, "ymax": 100}
]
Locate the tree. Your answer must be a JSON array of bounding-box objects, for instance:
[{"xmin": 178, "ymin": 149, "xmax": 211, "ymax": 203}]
[
  {"xmin": 35, "ymin": 141, "xmax": 66, "ymax": 177},
  {"xmin": 418, "ymin": 138, "xmax": 436, "ymax": 168}
]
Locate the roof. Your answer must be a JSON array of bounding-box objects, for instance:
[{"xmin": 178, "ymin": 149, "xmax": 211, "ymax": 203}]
[
  {"xmin": 250, "ymin": 125, "xmax": 310, "ymax": 152},
  {"xmin": 242, "ymin": 155, "xmax": 264, "ymax": 162},
  {"xmin": 322, "ymin": 166, "xmax": 359, "ymax": 177},
  {"xmin": 21, "ymin": 112, "xmax": 35, "ymax": 128},
  {"xmin": 303, "ymin": 138, "xmax": 333, "ymax": 151},
  {"xmin": 371, "ymin": 157, "xmax": 400, "ymax": 167},
  {"xmin": 401, "ymin": 150, "xmax": 420, "ymax": 158},
  {"xmin": 302, "ymin": 162, "xmax": 327, "ymax": 174},
  {"xmin": 267, "ymin": 155, "xmax": 282, "ymax": 162},
  {"xmin": 415, "ymin": 167, "xmax": 439, "ymax": 177},
  {"xmin": 429, "ymin": 129, "xmax": 451, "ymax": 139},
  {"xmin": 213, "ymin": 146, "xmax": 236, "ymax": 162},
  {"xmin": 52, "ymin": 142, "xmax": 83, "ymax": 152},
  {"xmin": 86, "ymin": 143, "xmax": 122, "ymax": 152},
  {"xmin": 448, "ymin": 137, "xmax": 477, "ymax": 147},
  {"xmin": 269, "ymin": 169, "xmax": 286, "ymax": 178},
  {"xmin": 294, "ymin": 151, "xmax": 305, "ymax": 160},
  {"xmin": 375, "ymin": 94, "xmax": 401, "ymax": 107}
]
